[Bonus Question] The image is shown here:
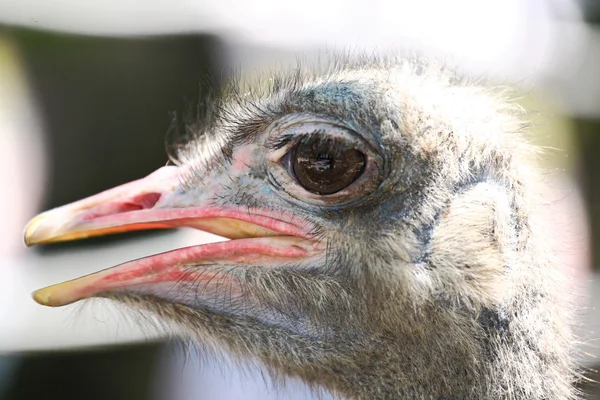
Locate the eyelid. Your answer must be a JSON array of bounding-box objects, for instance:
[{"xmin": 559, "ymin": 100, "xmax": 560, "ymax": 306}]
[
  {"xmin": 267, "ymin": 121, "xmax": 373, "ymax": 165},
  {"xmin": 280, "ymin": 147, "xmax": 294, "ymax": 176}
]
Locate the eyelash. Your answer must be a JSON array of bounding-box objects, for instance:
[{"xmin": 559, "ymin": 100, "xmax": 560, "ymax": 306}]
[
  {"xmin": 267, "ymin": 133, "xmax": 295, "ymax": 151},
  {"xmin": 267, "ymin": 129, "xmax": 327, "ymax": 151}
]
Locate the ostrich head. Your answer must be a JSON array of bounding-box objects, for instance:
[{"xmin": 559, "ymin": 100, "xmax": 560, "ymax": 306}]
[{"xmin": 24, "ymin": 57, "xmax": 575, "ymax": 399}]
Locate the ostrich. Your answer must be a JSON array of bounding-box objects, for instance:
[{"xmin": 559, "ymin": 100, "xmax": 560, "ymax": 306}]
[{"xmin": 24, "ymin": 57, "xmax": 576, "ymax": 399}]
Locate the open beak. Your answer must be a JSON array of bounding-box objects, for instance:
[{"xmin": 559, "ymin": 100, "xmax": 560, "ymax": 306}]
[{"xmin": 24, "ymin": 166, "xmax": 319, "ymax": 307}]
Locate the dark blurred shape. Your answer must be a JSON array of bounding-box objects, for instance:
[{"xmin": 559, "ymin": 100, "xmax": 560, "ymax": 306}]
[
  {"xmin": 0, "ymin": 27, "xmax": 225, "ymax": 400},
  {"xmin": 1, "ymin": 342, "xmax": 164, "ymax": 400},
  {"xmin": 576, "ymin": 124, "xmax": 600, "ymax": 268},
  {"xmin": 5, "ymin": 27, "xmax": 225, "ymax": 250},
  {"xmin": 571, "ymin": 12, "xmax": 600, "ymax": 270},
  {"xmin": 572, "ymin": 5, "xmax": 600, "ymax": 394},
  {"xmin": 581, "ymin": 0, "xmax": 600, "ymax": 22}
]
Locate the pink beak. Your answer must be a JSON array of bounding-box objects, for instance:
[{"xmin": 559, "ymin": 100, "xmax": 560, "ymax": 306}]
[{"xmin": 24, "ymin": 166, "xmax": 320, "ymax": 307}]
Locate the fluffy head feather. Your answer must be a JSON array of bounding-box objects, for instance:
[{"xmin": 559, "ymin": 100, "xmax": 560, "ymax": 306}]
[
  {"xmin": 158, "ymin": 56, "xmax": 578, "ymax": 399},
  {"xmin": 39, "ymin": 55, "xmax": 579, "ymax": 399}
]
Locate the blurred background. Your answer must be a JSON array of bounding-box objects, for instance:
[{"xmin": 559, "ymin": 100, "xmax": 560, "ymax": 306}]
[{"xmin": 0, "ymin": 0, "xmax": 598, "ymax": 398}]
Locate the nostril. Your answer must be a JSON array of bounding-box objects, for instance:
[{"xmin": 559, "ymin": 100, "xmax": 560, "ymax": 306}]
[
  {"xmin": 116, "ymin": 192, "xmax": 162, "ymax": 213},
  {"xmin": 129, "ymin": 192, "xmax": 162, "ymax": 210},
  {"xmin": 82, "ymin": 192, "xmax": 162, "ymax": 221}
]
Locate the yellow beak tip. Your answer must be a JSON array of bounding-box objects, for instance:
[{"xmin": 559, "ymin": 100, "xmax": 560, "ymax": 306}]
[
  {"xmin": 32, "ymin": 289, "xmax": 57, "ymax": 307},
  {"xmin": 24, "ymin": 235, "xmax": 35, "ymax": 247},
  {"xmin": 24, "ymin": 214, "xmax": 49, "ymax": 246}
]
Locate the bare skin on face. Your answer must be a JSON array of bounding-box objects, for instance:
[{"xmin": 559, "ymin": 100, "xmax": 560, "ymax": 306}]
[{"xmin": 24, "ymin": 57, "xmax": 576, "ymax": 399}]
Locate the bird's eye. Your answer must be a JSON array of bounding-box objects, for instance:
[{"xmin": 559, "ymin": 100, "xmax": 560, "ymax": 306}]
[
  {"xmin": 285, "ymin": 136, "xmax": 366, "ymax": 195},
  {"xmin": 268, "ymin": 120, "xmax": 383, "ymax": 206}
]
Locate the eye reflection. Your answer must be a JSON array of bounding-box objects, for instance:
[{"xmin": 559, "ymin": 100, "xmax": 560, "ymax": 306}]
[{"xmin": 285, "ymin": 135, "xmax": 366, "ymax": 195}]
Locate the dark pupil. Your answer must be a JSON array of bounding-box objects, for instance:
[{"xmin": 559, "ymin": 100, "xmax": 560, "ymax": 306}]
[{"xmin": 292, "ymin": 136, "xmax": 366, "ymax": 195}]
